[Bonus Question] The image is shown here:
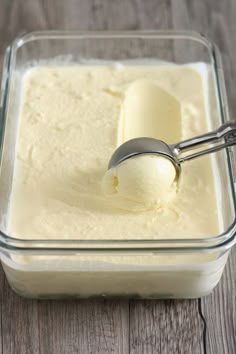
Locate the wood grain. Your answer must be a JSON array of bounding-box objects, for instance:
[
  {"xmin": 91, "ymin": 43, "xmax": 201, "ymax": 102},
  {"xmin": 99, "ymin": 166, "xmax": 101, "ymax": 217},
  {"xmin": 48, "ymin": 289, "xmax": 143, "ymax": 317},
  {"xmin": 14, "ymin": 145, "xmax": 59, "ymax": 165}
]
[
  {"xmin": 202, "ymin": 259, "xmax": 236, "ymax": 354},
  {"xmin": 0, "ymin": 268, "xmax": 39, "ymax": 354},
  {"xmin": 130, "ymin": 300, "xmax": 204, "ymax": 354},
  {"xmin": 0, "ymin": 1, "xmax": 235, "ymax": 354},
  {"xmin": 37, "ymin": 300, "xmax": 129, "ymax": 354}
]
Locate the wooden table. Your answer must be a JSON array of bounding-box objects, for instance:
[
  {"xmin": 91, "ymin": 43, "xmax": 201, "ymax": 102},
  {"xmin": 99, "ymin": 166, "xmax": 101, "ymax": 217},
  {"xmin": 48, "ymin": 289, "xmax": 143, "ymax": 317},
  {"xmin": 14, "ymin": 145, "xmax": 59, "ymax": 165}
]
[{"xmin": 0, "ymin": 1, "xmax": 235, "ymax": 353}]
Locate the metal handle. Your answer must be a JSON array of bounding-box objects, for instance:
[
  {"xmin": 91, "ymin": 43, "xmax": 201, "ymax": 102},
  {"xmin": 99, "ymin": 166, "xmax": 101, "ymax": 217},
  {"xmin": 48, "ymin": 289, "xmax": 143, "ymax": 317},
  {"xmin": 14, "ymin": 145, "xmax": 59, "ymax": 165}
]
[{"xmin": 172, "ymin": 122, "xmax": 236, "ymax": 163}]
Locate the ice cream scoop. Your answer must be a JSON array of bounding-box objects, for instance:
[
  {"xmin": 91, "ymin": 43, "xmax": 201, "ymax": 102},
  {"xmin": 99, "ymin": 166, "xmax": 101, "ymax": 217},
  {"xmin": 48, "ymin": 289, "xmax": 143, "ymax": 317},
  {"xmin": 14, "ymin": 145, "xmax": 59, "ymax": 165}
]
[
  {"xmin": 108, "ymin": 121, "xmax": 236, "ymax": 179},
  {"xmin": 102, "ymin": 154, "xmax": 177, "ymax": 208}
]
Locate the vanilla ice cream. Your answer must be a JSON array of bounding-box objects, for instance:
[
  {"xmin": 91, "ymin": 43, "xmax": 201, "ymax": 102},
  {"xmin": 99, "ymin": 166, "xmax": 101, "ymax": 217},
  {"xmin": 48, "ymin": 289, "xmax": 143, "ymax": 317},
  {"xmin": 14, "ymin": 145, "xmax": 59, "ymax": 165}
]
[{"xmin": 8, "ymin": 63, "xmax": 220, "ymax": 240}]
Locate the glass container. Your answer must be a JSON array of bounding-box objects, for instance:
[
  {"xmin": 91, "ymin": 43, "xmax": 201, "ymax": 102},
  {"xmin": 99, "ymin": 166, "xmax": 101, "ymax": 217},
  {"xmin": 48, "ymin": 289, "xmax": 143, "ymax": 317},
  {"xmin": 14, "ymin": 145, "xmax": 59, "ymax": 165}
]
[{"xmin": 0, "ymin": 31, "xmax": 235, "ymax": 299}]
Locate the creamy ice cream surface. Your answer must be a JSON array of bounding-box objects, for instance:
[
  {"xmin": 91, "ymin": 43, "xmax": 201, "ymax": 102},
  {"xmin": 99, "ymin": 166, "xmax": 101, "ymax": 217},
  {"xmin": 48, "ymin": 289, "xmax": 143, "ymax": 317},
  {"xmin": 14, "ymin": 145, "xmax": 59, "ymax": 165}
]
[
  {"xmin": 102, "ymin": 155, "xmax": 177, "ymax": 210},
  {"xmin": 8, "ymin": 63, "xmax": 221, "ymax": 240}
]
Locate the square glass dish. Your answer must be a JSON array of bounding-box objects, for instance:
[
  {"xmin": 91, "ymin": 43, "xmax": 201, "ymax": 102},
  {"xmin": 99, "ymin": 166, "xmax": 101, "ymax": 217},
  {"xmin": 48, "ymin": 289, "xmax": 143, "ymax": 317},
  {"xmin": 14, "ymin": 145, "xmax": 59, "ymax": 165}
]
[{"xmin": 0, "ymin": 30, "xmax": 235, "ymax": 299}]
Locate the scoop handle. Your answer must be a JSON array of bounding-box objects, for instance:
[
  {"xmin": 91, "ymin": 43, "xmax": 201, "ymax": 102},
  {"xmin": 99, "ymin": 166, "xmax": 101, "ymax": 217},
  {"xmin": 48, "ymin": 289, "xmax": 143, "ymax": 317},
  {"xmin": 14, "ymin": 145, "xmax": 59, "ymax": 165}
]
[{"xmin": 173, "ymin": 122, "xmax": 236, "ymax": 163}]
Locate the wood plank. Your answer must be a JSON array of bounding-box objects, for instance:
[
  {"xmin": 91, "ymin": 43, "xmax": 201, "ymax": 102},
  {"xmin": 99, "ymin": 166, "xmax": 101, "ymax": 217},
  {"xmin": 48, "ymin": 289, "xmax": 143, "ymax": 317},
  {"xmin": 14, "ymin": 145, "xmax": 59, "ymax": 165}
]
[
  {"xmin": 202, "ymin": 249, "xmax": 236, "ymax": 354},
  {"xmin": 1, "ymin": 4, "xmax": 41, "ymax": 353},
  {"xmin": 0, "ymin": 266, "xmax": 39, "ymax": 354},
  {"xmin": 40, "ymin": 0, "xmax": 173, "ymax": 31},
  {"xmin": 0, "ymin": 2, "xmax": 132, "ymax": 354},
  {"xmin": 37, "ymin": 299, "xmax": 129, "ymax": 354},
  {"xmin": 130, "ymin": 300, "xmax": 204, "ymax": 354},
  {"xmin": 126, "ymin": 1, "xmax": 204, "ymax": 352}
]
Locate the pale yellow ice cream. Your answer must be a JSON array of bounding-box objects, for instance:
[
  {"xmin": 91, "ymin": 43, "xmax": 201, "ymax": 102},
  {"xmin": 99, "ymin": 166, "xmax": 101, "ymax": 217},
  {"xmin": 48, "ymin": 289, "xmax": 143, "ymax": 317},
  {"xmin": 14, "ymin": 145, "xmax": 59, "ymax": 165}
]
[
  {"xmin": 8, "ymin": 63, "xmax": 220, "ymax": 240},
  {"xmin": 102, "ymin": 155, "xmax": 177, "ymax": 210}
]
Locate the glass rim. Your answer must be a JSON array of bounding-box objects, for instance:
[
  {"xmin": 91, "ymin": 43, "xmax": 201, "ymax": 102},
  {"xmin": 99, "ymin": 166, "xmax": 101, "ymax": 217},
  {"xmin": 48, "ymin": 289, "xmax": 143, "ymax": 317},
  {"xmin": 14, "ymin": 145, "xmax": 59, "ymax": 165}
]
[{"xmin": 0, "ymin": 30, "xmax": 236, "ymax": 253}]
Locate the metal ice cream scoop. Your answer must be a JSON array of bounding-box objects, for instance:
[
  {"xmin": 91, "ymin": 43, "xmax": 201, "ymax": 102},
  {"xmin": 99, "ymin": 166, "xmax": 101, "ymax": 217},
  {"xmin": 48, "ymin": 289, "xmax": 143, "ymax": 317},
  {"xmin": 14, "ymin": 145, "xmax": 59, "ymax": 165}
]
[{"xmin": 108, "ymin": 122, "xmax": 236, "ymax": 177}]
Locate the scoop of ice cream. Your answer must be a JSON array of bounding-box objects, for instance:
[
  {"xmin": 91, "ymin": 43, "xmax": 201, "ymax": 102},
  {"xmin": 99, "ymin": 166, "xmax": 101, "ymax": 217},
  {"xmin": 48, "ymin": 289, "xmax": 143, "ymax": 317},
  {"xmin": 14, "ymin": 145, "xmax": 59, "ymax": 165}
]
[{"xmin": 102, "ymin": 154, "xmax": 177, "ymax": 209}]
